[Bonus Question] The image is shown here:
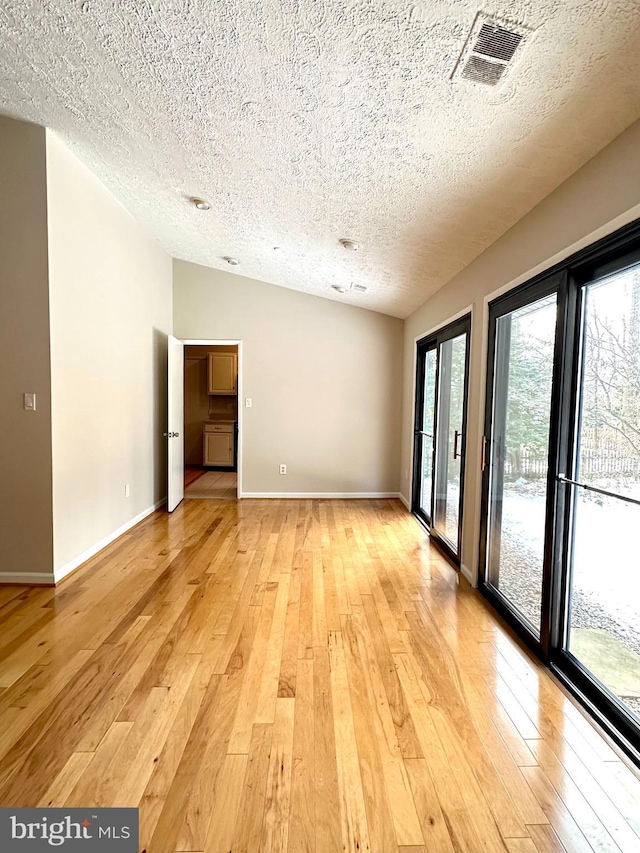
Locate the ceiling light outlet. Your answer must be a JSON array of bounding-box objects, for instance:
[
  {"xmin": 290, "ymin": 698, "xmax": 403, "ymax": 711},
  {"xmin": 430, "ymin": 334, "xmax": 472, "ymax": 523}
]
[
  {"xmin": 224, "ymin": 256, "xmax": 240, "ymax": 266},
  {"xmin": 331, "ymin": 282, "xmax": 368, "ymax": 294},
  {"xmin": 339, "ymin": 239, "xmax": 359, "ymax": 251},
  {"xmin": 192, "ymin": 198, "xmax": 210, "ymax": 210}
]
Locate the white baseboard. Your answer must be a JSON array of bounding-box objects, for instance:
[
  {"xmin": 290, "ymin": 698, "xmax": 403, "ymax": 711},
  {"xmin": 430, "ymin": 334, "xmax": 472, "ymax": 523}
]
[
  {"xmin": 0, "ymin": 571, "xmax": 56, "ymax": 586},
  {"xmin": 398, "ymin": 493, "xmax": 411, "ymax": 510},
  {"xmin": 53, "ymin": 498, "xmax": 166, "ymax": 585},
  {"xmin": 460, "ymin": 563, "xmax": 476, "ymax": 586},
  {"xmin": 240, "ymin": 492, "xmax": 402, "ymax": 500}
]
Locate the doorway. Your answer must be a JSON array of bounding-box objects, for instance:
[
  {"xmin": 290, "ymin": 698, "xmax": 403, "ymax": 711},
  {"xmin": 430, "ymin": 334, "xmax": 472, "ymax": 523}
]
[
  {"xmin": 166, "ymin": 337, "xmax": 243, "ymax": 512},
  {"xmin": 412, "ymin": 314, "xmax": 471, "ymax": 565},
  {"xmin": 479, "ymin": 223, "xmax": 640, "ymax": 763},
  {"xmin": 184, "ymin": 344, "xmax": 238, "ymax": 500}
]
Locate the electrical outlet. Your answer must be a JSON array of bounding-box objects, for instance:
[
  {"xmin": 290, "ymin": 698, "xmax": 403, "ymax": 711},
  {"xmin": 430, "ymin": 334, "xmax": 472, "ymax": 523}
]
[
  {"xmin": 279, "ymin": 464, "xmax": 287, "ymax": 475},
  {"xmin": 125, "ymin": 483, "xmax": 130, "ymax": 497}
]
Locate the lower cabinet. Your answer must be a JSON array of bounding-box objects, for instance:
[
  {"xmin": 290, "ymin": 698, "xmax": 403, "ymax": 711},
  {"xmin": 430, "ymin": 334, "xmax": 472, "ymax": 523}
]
[{"xmin": 203, "ymin": 423, "xmax": 234, "ymax": 467}]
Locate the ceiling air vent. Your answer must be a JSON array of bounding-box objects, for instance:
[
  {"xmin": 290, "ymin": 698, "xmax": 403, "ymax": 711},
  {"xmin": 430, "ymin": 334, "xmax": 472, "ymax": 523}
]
[{"xmin": 451, "ymin": 13, "xmax": 533, "ymax": 86}]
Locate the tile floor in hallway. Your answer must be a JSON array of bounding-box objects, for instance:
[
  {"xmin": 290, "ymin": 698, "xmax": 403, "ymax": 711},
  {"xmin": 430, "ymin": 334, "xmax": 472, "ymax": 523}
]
[{"xmin": 184, "ymin": 469, "xmax": 237, "ymax": 500}]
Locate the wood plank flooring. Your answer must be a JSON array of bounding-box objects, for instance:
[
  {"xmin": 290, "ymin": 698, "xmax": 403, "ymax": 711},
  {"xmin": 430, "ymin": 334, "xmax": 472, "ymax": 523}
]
[{"xmin": 0, "ymin": 498, "xmax": 638, "ymax": 853}]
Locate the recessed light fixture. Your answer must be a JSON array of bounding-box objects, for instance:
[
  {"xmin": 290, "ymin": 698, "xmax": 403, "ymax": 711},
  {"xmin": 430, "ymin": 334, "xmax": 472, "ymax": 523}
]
[
  {"xmin": 224, "ymin": 256, "xmax": 240, "ymax": 266},
  {"xmin": 191, "ymin": 198, "xmax": 210, "ymax": 210},
  {"xmin": 339, "ymin": 239, "xmax": 359, "ymax": 251}
]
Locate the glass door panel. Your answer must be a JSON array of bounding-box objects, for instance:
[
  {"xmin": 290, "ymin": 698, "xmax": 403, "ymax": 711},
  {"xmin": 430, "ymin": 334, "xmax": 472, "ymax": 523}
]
[
  {"xmin": 565, "ymin": 267, "xmax": 640, "ymax": 722},
  {"xmin": 413, "ymin": 315, "xmax": 471, "ymax": 565},
  {"xmin": 419, "ymin": 348, "xmax": 437, "ymax": 522},
  {"xmin": 433, "ymin": 332, "xmax": 467, "ymax": 551},
  {"xmin": 485, "ymin": 293, "xmax": 558, "ymax": 635}
]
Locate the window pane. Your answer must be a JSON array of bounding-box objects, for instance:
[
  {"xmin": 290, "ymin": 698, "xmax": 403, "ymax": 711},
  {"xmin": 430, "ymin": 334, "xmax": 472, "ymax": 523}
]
[
  {"xmin": 487, "ymin": 294, "xmax": 557, "ymax": 633},
  {"xmin": 433, "ymin": 333, "xmax": 467, "ymax": 550},
  {"xmin": 566, "ymin": 267, "xmax": 640, "ymax": 720},
  {"xmin": 419, "ymin": 349, "xmax": 437, "ymax": 519}
]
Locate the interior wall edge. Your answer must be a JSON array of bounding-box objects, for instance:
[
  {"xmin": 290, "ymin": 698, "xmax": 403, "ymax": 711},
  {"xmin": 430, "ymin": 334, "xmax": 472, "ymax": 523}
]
[
  {"xmin": 46, "ymin": 132, "xmax": 173, "ymax": 573},
  {"xmin": 0, "ymin": 115, "xmax": 55, "ymax": 578}
]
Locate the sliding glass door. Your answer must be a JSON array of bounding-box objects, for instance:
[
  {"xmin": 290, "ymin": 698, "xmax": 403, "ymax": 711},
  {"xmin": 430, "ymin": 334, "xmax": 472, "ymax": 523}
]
[
  {"xmin": 480, "ymin": 225, "xmax": 640, "ymax": 763},
  {"xmin": 413, "ymin": 315, "xmax": 471, "ymax": 564},
  {"xmin": 484, "ymin": 287, "xmax": 559, "ymax": 635},
  {"xmin": 562, "ymin": 264, "xmax": 640, "ymax": 734},
  {"xmin": 416, "ymin": 347, "xmax": 437, "ymax": 527}
]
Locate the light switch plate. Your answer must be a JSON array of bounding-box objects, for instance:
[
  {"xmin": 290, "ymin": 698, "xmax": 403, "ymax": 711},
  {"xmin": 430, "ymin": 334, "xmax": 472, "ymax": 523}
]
[
  {"xmin": 245, "ymin": 398, "xmax": 252, "ymax": 408},
  {"xmin": 24, "ymin": 393, "xmax": 36, "ymax": 411}
]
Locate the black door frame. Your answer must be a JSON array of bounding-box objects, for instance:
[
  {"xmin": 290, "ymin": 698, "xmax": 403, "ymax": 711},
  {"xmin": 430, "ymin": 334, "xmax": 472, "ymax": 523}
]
[
  {"xmin": 412, "ymin": 313, "xmax": 472, "ymax": 567},
  {"xmin": 478, "ymin": 218, "xmax": 640, "ymax": 766}
]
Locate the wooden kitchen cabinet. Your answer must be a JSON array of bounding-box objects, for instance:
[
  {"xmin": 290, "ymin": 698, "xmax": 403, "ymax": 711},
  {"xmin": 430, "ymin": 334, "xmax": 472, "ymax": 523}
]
[
  {"xmin": 207, "ymin": 352, "xmax": 237, "ymax": 395},
  {"xmin": 203, "ymin": 422, "xmax": 235, "ymax": 466}
]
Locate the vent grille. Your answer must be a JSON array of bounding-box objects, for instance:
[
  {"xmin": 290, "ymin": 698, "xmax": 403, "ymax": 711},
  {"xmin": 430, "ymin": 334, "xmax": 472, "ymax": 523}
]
[
  {"xmin": 474, "ymin": 23, "xmax": 523, "ymax": 61},
  {"xmin": 452, "ymin": 12, "xmax": 533, "ymax": 86},
  {"xmin": 461, "ymin": 55, "xmax": 507, "ymax": 85}
]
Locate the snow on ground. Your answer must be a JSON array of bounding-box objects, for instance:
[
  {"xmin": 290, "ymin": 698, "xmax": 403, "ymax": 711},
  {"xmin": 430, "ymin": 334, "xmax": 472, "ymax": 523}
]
[{"xmin": 495, "ymin": 478, "xmax": 640, "ymax": 717}]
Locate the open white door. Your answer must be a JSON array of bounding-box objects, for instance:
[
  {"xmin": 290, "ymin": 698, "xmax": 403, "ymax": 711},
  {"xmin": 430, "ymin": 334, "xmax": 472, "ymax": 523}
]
[{"xmin": 166, "ymin": 335, "xmax": 184, "ymax": 512}]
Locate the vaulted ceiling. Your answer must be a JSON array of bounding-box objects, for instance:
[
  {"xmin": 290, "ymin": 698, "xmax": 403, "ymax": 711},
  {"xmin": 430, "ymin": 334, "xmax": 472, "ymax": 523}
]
[{"xmin": 2, "ymin": 1, "xmax": 640, "ymax": 317}]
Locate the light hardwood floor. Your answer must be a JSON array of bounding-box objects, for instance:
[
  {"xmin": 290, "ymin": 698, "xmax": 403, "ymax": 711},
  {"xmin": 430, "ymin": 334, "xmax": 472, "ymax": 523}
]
[{"xmin": 0, "ymin": 498, "xmax": 638, "ymax": 853}]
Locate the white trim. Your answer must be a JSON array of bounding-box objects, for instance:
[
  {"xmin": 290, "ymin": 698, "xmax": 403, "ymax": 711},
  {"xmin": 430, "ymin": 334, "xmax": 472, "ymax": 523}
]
[
  {"xmin": 460, "ymin": 563, "xmax": 475, "ymax": 586},
  {"xmin": 0, "ymin": 571, "xmax": 55, "ymax": 586},
  {"xmin": 52, "ymin": 499, "xmax": 165, "ymax": 584},
  {"xmin": 480, "ymin": 203, "xmax": 640, "ymax": 311},
  {"xmin": 181, "ymin": 339, "xmax": 241, "ymax": 345},
  {"xmin": 241, "ymin": 492, "xmax": 402, "ymax": 500},
  {"xmin": 413, "ymin": 304, "xmax": 475, "ymax": 347},
  {"xmin": 180, "ymin": 338, "xmax": 244, "ymax": 499},
  {"xmin": 398, "ymin": 493, "xmax": 411, "ymax": 510}
]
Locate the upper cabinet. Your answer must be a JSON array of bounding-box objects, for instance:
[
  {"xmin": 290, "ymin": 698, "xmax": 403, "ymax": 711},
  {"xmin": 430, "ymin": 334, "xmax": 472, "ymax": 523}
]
[{"xmin": 208, "ymin": 352, "xmax": 237, "ymax": 395}]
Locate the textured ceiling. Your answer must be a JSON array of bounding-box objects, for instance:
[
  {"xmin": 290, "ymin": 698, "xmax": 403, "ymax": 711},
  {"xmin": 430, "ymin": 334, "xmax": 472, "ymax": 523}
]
[{"xmin": 2, "ymin": 1, "xmax": 640, "ymax": 318}]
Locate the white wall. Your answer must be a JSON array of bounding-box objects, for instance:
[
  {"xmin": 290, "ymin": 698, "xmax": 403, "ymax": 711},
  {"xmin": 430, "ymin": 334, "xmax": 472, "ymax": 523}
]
[
  {"xmin": 174, "ymin": 261, "xmax": 403, "ymax": 496},
  {"xmin": 0, "ymin": 117, "xmax": 54, "ymax": 581},
  {"xmin": 401, "ymin": 118, "xmax": 640, "ymax": 583},
  {"xmin": 46, "ymin": 132, "xmax": 173, "ymax": 578}
]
